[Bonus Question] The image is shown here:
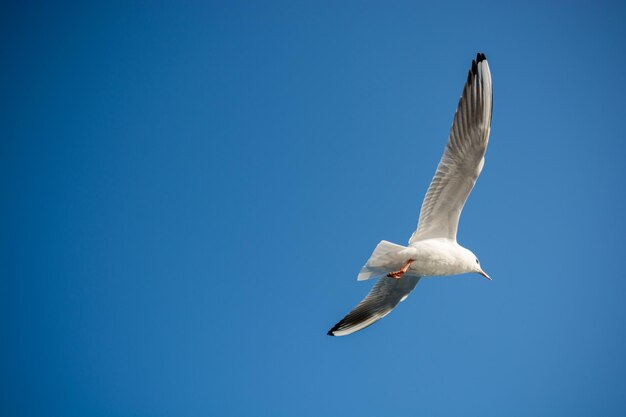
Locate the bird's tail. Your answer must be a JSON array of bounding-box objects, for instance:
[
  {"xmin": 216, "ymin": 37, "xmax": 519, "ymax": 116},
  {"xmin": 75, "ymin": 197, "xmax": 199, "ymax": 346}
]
[{"xmin": 357, "ymin": 240, "xmax": 407, "ymax": 281}]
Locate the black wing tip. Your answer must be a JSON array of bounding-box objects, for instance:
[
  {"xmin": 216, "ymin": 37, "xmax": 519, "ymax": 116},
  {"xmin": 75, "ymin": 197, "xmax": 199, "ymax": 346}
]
[
  {"xmin": 327, "ymin": 330, "xmax": 335, "ymax": 336},
  {"xmin": 469, "ymin": 52, "xmax": 487, "ymax": 80},
  {"xmin": 327, "ymin": 323, "xmax": 340, "ymax": 336},
  {"xmin": 471, "ymin": 59, "xmax": 478, "ymax": 75}
]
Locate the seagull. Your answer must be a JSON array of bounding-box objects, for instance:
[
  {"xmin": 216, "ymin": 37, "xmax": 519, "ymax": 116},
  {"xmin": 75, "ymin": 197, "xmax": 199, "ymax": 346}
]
[{"xmin": 328, "ymin": 53, "xmax": 493, "ymax": 337}]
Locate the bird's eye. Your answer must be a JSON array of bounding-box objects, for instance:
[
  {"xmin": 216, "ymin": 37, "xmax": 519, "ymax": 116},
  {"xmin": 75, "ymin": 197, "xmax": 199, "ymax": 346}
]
[{"xmin": 475, "ymin": 259, "xmax": 479, "ymax": 264}]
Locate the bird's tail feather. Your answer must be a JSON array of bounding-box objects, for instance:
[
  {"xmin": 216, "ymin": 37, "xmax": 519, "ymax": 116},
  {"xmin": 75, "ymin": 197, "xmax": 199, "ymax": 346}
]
[{"xmin": 357, "ymin": 240, "xmax": 407, "ymax": 281}]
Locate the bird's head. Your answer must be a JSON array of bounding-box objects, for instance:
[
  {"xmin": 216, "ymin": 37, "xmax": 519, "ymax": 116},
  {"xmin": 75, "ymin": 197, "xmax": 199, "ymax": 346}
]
[{"xmin": 464, "ymin": 249, "xmax": 491, "ymax": 280}]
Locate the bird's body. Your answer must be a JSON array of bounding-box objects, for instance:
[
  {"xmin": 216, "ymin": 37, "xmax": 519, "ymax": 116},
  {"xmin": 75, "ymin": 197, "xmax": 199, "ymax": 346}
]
[
  {"xmin": 405, "ymin": 239, "xmax": 480, "ymax": 277},
  {"xmin": 328, "ymin": 53, "xmax": 494, "ymax": 337},
  {"xmin": 358, "ymin": 238, "xmax": 482, "ymax": 279}
]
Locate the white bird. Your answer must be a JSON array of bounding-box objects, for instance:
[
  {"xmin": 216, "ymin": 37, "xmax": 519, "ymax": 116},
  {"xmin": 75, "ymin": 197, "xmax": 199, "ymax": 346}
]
[{"xmin": 328, "ymin": 53, "xmax": 493, "ymax": 337}]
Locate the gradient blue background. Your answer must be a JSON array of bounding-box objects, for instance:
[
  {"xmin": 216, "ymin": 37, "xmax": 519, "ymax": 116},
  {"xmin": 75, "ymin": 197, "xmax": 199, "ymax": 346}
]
[{"xmin": 3, "ymin": 1, "xmax": 626, "ymax": 416}]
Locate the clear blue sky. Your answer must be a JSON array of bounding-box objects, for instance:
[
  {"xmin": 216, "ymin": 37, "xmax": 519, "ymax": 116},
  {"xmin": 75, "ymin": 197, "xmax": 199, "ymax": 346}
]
[{"xmin": 3, "ymin": 1, "xmax": 626, "ymax": 416}]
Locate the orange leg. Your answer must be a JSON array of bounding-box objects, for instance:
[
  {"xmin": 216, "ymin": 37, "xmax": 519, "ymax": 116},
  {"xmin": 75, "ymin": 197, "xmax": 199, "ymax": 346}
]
[{"xmin": 387, "ymin": 259, "xmax": 415, "ymax": 279}]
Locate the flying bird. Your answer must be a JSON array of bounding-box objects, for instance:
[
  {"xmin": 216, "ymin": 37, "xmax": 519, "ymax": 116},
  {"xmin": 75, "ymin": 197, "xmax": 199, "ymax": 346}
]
[{"xmin": 328, "ymin": 53, "xmax": 493, "ymax": 337}]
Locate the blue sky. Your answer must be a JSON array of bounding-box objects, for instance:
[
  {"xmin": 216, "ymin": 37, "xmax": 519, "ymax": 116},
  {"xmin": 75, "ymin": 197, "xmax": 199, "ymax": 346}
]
[{"xmin": 3, "ymin": 1, "xmax": 626, "ymax": 416}]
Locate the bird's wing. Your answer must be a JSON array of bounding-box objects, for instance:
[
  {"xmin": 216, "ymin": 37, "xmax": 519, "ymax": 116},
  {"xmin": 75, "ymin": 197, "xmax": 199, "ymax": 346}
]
[
  {"xmin": 327, "ymin": 276, "xmax": 421, "ymax": 336},
  {"xmin": 409, "ymin": 53, "xmax": 493, "ymax": 243}
]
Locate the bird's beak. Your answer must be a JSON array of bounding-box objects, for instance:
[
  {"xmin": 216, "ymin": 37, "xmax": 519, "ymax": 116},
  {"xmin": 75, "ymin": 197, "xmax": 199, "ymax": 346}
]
[{"xmin": 479, "ymin": 270, "xmax": 492, "ymax": 281}]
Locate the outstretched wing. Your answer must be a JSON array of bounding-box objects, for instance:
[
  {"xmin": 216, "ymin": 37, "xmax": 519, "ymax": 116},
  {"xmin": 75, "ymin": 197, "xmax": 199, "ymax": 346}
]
[
  {"xmin": 410, "ymin": 53, "xmax": 493, "ymax": 243},
  {"xmin": 327, "ymin": 276, "xmax": 421, "ymax": 336}
]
